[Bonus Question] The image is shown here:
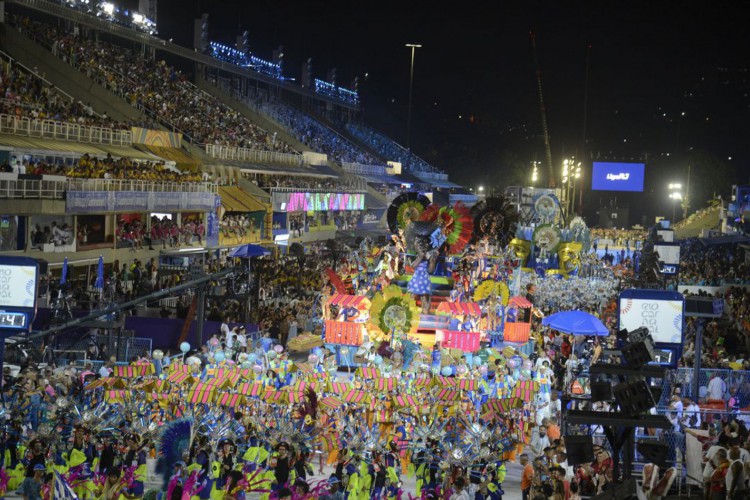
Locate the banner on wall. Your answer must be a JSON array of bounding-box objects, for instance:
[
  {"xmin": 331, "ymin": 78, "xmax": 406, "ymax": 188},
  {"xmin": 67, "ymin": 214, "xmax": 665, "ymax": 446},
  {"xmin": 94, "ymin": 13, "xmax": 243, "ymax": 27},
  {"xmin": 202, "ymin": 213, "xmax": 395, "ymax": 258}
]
[
  {"xmin": 206, "ymin": 195, "xmax": 221, "ymax": 248},
  {"xmin": 66, "ymin": 191, "xmax": 216, "ymax": 213},
  {"xmin": 272, "ymin": 192, "xmax": 365, "ymax": 212},
  {"xmin": 130, "ymin": 127, "xmax": 182, "ymax": 148}
]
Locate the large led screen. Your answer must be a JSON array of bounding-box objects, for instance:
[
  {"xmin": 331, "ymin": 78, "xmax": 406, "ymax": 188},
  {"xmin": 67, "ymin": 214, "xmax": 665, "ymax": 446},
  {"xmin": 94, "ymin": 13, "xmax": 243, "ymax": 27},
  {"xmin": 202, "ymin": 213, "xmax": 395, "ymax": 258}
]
[{"xmin": 591, "ymin": 162, "xmax": 645, "ymax": 192}]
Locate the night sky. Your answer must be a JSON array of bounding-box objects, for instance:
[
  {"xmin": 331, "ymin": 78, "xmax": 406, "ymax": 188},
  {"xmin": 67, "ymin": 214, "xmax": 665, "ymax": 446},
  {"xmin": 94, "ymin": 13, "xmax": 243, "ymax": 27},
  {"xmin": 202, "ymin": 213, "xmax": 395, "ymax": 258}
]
[{"xmin": 147, "ymin": 0, "xmax": 747, "ymax": 222}]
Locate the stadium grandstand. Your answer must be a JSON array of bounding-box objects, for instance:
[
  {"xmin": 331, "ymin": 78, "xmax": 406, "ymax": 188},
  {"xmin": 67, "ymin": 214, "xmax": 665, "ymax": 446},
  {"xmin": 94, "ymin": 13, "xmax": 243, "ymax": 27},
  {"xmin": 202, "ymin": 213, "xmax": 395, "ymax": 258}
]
[{"xmin": 0, "ymin": 0, "xmax": 472, "ymax": 272}]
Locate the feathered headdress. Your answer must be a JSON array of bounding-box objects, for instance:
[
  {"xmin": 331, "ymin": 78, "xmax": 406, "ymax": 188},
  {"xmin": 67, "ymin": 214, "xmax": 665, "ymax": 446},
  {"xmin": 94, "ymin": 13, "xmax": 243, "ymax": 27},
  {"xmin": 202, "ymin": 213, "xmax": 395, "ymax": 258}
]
[
  {"xmin": 420, "ymin": 202, "xmax": 474, "ymax": 254},
  {"xmin": 470, "ymin": 195, "xmax": 520, "ymax": 248}
]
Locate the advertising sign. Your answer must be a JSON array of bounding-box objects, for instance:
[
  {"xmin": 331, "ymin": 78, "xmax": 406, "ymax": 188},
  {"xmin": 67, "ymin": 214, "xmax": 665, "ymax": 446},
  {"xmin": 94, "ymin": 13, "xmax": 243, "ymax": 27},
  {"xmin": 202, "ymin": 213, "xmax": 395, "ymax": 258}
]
[
  {"xmin": 619, "ymin": 291, "xmax": 684, "ymax": 345},
  {"xmin": 273, "ymin": 192, "xmax": 365, "ymax": 212},
  {"xmin": 591, "ymin": 162, "xmax": 645, "ymax": 192},
  {"xmin": 0, "ymin": 263, "xmax": 37, "ymax": 308},
  {"xmin": 67, "ymin": 191, "xmax": 216, "ymax": 213}
]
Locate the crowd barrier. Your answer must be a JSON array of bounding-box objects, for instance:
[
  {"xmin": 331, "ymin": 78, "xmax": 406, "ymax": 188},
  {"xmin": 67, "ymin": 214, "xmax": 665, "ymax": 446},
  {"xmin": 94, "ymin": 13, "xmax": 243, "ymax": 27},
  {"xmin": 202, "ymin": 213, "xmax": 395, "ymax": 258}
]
[
  {"xmin": 657, "ymin": 367, "xmax": 750, "ymax": 408},
  {"xmin": 204, "ymin": 143, "xmax": 304, "ymax": 166}
]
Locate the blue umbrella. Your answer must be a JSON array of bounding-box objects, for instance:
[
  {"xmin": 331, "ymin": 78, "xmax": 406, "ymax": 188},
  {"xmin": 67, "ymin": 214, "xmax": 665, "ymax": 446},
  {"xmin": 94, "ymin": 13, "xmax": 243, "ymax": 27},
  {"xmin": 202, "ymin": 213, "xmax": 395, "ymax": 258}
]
[
  {"xmin": 95, "ymin": 255, "xmax": 104, "ymax": 289},
  {"xmin": 60, "ymin": 257, "xmax": 68, "ymax": 285},
  {"xmin": 542, "ymin": 310, "xmax": 609, "ymax": 336},
  {"xmin": 229, "ymin": 244, "xmax": 270, "ymax": 258}
]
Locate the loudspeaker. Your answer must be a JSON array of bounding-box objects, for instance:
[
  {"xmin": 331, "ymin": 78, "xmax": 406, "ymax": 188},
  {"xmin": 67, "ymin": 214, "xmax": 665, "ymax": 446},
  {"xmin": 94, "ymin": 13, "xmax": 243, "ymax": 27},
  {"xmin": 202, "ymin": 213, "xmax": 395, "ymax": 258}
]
[
  {"xmin": 627, "ymin": 327, "xmax": 651, "ymax": 344},
  {"xmin": 590, "ymin": 478, "xmax": 637, "ymax": 500},
  {"xmin": 613, "ymin": 380, "xmax": 655, "ymax": 417},
  {"xmin": 591, "ymin": 381, "xmax": 614, "ymax": 402},
  {"xmin": 622, "ymin": 339, "xmax": 654, "ymax": 368},
  {"xmin": 637, "ymin": 440, "xmax": 669, "ymax": 468},
  {"xmin": 564, "ymin": 435, "xmax": 594, "ymax": 466}
]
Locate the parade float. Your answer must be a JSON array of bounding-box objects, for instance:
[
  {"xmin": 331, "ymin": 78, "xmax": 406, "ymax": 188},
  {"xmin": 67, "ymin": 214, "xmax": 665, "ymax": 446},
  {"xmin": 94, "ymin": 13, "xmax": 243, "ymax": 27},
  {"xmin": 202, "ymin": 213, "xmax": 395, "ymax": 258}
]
[{"xmin": 317, "ymin": 188, "xmax": 597, "ymax": 376}]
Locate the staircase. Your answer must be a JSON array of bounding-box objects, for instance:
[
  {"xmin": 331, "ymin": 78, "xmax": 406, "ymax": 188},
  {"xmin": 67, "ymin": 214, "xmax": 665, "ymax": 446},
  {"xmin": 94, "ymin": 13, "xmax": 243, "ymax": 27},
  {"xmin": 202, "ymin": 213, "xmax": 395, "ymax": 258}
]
[{"xmin": 674, "ymin": 206, "xmax": 721, "ymax": 239}]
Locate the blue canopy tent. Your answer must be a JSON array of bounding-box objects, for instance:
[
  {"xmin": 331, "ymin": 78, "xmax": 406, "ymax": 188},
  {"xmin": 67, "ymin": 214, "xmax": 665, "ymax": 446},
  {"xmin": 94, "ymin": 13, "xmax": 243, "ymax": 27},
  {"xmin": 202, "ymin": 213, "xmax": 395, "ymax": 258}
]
[{"xmin": 542, "ymin": 310, "xmax": 609, "ymax": 336}]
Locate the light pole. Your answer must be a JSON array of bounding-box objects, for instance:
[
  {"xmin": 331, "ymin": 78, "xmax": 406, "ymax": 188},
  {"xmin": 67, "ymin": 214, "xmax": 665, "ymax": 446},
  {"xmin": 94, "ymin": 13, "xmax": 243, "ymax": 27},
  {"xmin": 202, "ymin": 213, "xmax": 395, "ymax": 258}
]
[
  {"xmin": 405, "ymin": 43, "xmax": 421, "ymax": 151},
  {"xmin": 562, "ymin": 157, "xmax": 581, "ymax": 217},
  {"xmin": 531, "ymin": 161, "xmax": 539, "ymax": 187},
  {"xmin": 669, "ymin": 183, "xmax": 682, "ymax": 222}
]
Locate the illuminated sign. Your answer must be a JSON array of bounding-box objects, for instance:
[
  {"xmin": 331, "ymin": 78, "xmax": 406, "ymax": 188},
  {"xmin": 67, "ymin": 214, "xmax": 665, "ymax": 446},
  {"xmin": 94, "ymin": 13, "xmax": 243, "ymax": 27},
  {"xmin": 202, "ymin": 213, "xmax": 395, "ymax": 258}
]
[
  {"xmin": 0, "ymin": 264, "xmax": 37, "ymax": 308},
  {"xmin": 659, "ymin": 264, "xmax": 679, "ymax": 275},
  {"xmin": 275, "ymin": 192, "xmax": 365, "ymax": 212},
  {"xmin": 619, "ymin": 298, "xmax": 683, "ymax": 344},
  {"xmin": 591, "ymin": 162, "xmax": 645, "ymax": 192}
]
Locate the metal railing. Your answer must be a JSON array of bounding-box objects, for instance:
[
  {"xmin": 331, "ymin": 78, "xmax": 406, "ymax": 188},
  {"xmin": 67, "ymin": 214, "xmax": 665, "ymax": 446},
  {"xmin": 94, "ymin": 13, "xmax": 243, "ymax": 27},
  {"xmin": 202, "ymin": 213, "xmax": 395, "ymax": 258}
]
[
  {"xmin": 268, "ymin": 184, "xmax": 367, "ymax": 194},
  {"xmin": 204, "ymin": 143, "xmax": 303, "ymax": 166},
  {"xmin": 0, "ymin": 176, "xmax": 66, "ymax": 199},
  {"xmin": 656, "ymin": 367, "xmax": 750, "ymax": 407},
  {"xmin": 0, "ymin": 114, "xmax": 132, "ymax": 146},
  {"xmin": 341, "ymin": 162, "xmax": 388, "ymax": 176},
  {"xmin": 449, "ymin": 193, "xmax": 478, "ymax": 202},
  {"xmin": 67, "ymin": 178, "xmax": 218, "ymax": 193},
  {"xmin": 416, "ymin": 171, "xmax": 449, "ymax": 181}
]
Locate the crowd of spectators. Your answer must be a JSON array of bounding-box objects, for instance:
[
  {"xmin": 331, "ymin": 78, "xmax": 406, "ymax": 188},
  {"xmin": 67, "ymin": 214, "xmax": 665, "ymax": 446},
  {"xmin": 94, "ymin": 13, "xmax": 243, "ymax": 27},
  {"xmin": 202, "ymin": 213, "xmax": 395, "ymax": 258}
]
[
  {"xmin": 345, "ymin": 122, "xmax": 444, "ymax": 174},
  {"xmin": 674, "ymin": 204, "xmax": 721, "ymax": 229},
  {"xmin": 677, "ymin": 240, "xmax": 750, "ymax": 286},
  {"xmin": 30, "ymin": 153, "xmax": 204, "ymax": 182},
  {"xmin": 590, "ymin": 228, "xmax": 648, "ymax": 248},
  {"xmin": 14, "ymin": 16, "xmax": 296, "ymax": 153},
  {"xmin": 259, "ymin": 102, "xmax": 382, "ymax": 165},
  {"xmin": 220, "ymin": 214, "xmax": 258, "ymax": 240},
  {"xmin": 116, "ymin": 216, "xmax": 205, "ymax": 250},
  {"xmin": 29, "ymin": 220, "xmax": 74, "ymax": 249},
  {"xmin": 245, "ymin": 173, "xmax": 364, "ymax": 192},
  {"xmin": 0, "ymin": 62, "xmax": 122, "ymax": 129},
  {"xmin": 209, "ymin": 78, "xmax": 379, "ymax": 166}
]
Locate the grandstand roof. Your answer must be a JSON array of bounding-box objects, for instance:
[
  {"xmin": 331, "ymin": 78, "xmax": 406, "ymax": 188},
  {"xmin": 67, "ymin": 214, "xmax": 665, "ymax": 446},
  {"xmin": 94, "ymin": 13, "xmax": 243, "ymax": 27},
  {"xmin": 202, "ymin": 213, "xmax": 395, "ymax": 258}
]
[
  {"xmin": 205, "ymin": 157, "xmax": 331, "ymax": 177},
  {"xmin": 0, "ymin": 134, "xmax": 162, "ymax": 162},
  {"xmin": 424, "ymin": 179, "xmax": 463, "ymax": 189},
  {"xmin": 360, "ymin": 174, "xmax": 404, "ymax": 185},
  {"xmin": 218, "ymin": 186, "xmax": 269, "ymax": 213},
  {"xmin": 364, "ymin": 191, "xmax": 387, "ymax": 210},
  {"xmin": 135, "ymin": 145, "xmax": 200, "ymax": 171}
]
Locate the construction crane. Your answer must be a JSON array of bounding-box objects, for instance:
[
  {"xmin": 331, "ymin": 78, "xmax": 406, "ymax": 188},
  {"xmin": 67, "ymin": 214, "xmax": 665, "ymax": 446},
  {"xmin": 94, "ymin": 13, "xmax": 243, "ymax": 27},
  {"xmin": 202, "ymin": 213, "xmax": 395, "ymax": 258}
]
[{"xmin": 530, "ymin": 31, "xmax": 555, "ymax": 188}]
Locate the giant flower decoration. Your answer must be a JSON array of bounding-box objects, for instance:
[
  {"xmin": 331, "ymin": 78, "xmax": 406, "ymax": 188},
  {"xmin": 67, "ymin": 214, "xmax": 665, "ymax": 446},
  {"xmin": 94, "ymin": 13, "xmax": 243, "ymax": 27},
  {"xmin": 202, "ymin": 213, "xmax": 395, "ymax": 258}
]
[
  {"xmin": 473, "ymin": 280, "xmax": 510, "ymax": 306},
  {"xmin": 368, "ymin": 285, "xmax": 421, "ymax": 338}
]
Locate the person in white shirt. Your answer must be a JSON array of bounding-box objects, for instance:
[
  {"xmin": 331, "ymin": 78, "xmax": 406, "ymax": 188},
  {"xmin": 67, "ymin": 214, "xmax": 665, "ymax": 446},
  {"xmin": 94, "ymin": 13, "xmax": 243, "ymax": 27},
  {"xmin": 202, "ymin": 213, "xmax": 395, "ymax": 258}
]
[
  {"xmin": 529, "ymin": 422, "xmax": 551, "ymax": 456},
  {"xmin": 236, "ymin": 327, "xmax": 247, "ymax": 349},
  {"xmin": 701, "ymin": 435, "xmax": 727, "ymax": 490},
  {"xmin": 707, "ymin": 373, "xmax": 727, "ymax": 401},
  {"xmin": 667, "ymin": 395, "xmax": 684, "ymax": 431},
  {"xmin": 226, "ymin": 326, "xmax": 238, "ymax": 350},
  {"xmin": 220, "ymin": 320, "xmax": 230, "ymax": 340},
  {"xmin": 549, "ymin": 391, "xmax": 562, "ymax": 421},
  {"xmin": 681, "ymin": 398, "xmax": 702, "ymax": 429}
]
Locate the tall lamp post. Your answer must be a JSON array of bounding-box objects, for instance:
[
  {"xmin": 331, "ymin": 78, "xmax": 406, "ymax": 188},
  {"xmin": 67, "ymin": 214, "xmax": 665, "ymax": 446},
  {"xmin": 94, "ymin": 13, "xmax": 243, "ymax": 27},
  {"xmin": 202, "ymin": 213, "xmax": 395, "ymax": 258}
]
[
  {"xmin": 668, "ymin": 183, "xmax": 682, "ymax": 222},
  {"xmin": 562, "ymin": 157, "xmax": 581, "ymax": 217},
  {"xmin": 405, "ymin": 43, "xmax": 421, "ymax": 151}
]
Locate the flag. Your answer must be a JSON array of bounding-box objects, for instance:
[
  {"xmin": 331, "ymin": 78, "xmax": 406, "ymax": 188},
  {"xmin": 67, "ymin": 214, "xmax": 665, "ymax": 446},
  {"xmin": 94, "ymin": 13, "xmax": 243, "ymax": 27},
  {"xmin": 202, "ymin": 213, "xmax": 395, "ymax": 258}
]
[
  {"xmin": 55, "ymin": 471, "xmax": 80, "ymax": 500},
  {"xmin": 60, "ymin": 257, "xmax": 68, "ymax": 285},
  {"xmin": 95, "ymin": 255, "xmax": 104, "ymax": 289}
]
